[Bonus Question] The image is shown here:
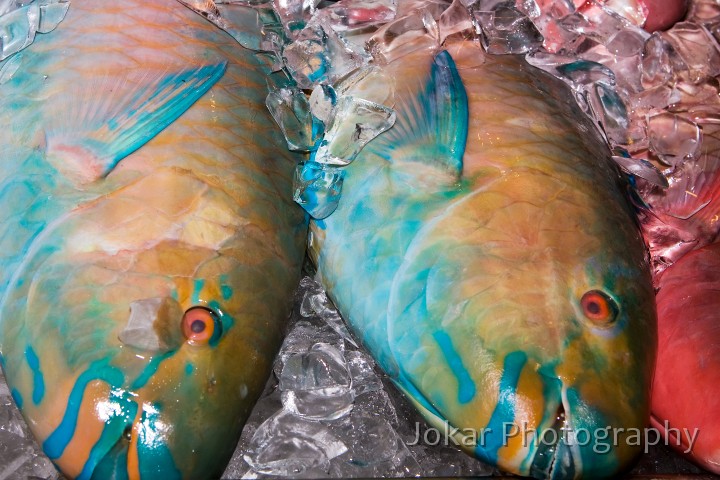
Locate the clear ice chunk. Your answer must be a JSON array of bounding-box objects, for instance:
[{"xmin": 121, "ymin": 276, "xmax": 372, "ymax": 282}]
[
  {"xmin": 293, "ymin": 161, "xmax": 344, "ymax": 219},
  {"xmin": 243, "ymin": 409, "xmax": 347, "ymax": 476},
  {"xmin": 266, "ymin": 86, "xmax": 322, "ymax": 151},
  {"xmin": 273, "ymin": 0, "xmax": 317, "ymax": 35},
  {"xmin": 283, "ymin": 21, "xmax": 366, "ymax": 88},
  {"xmin": 314, "ymin": 96, "xmax": 396, "ymax": 167},
  {"xmin": 0, "ymin": 3, "xmax": 39, "ymax": 61},
  {"xmin": 0, "ymin": 51, "xmax": 21, "ymax": 84},
  {"xmin": 299, "ymin": 280, "xmax": 357, "ymax": 346},
  {"xmin": 177, "ymin": 0, "xmax": 267, "ymax": 51},
  {"xmin": 37, "ymin": 0, "xmax": 69, "ymax": 34},
  {"xmin": 334, "ymin": 413, "xmax": 400, "ymax": 466},
  {"xmin": 555, "ymin": 59, "xmax": 616, "ymax": 88},
  {"xmin": 437, "ymin": 0, "xmax": 474, "ymax": 43},
  {"xmin": 647, "ymin": 112, "xmax": 703, "ymax": 166},
  {"xmin": 641, "ymin": 33, "xmax": 678, "ymax": 89},
  {"xmin": 602, "ymin": 0, "xmax": 647, "ymax": 27},
  {"xmin": 587, "ymin": 81, "xmax": 630, "ymax": 145},
  {"xmin": 662, "ymin": 22, "xmax": 720, "ymax": 83},
  {"xmin": 367, "ymin": 9, "xmax": 439, "ymax": 63},
  {"xmin": 334, "ymin": 66, "xmax": 395, "ymax": 106},
  {"xmin": 279, "ymin": 342, "xmax": 354, "ymax": 420},
  {"xmin": 309, "ymin": 83, "xmax": 337, "ymax": 124},
  {"xmin": 605, "ymin": 27, "xmax": 647, "ymax": 58},
  {"xmin": 558, "ymin": 0, "xmax": 629, "ymax": 42},
  {"xmin": 687, "ymin": 0, "xmax": 720, "ymax": 25},
  {"xmin": 612, "ymin": 154, "xmax": 669, "ymax": 187},
  {"xmin": 318, "ymin": 0, "xmax": 396, "ymax": 33},
  {"xmin": 345, "ymin": 350, "xmax": 382, "ymax": 396},
  {"xmin": 474, "ymin": 5, "xmax": 544, "ymax": 55}
]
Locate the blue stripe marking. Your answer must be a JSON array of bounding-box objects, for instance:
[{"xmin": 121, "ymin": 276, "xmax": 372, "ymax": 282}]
[
  {"xmin": 475, "ymin": 351, "xmax": 528, "ymax": 464},
  {"xmin": 432, "ymin": 331, "xmax": 476, "ymax": 404},
  {"xmin": 43, "ymin": 361, "xmax": 124, "ymax": 459},
  {"xmin": 191, "ymin": 278, "xmax": 205, "ymax": 304},
  {"xmin": 77, "ymin": 390, "xmax": 138, "ymax": 480},
  {"xmin": 137, "ymin": 405, "xmax": 182, "ymax": 479},
  {"xmin": 11, "ymin": 388, "xmax": 23, "ymax": 409},
  {"xmin": 25, "ymin": 346, "xmax": 45, "ymax": 404},
  {"xmin": 131, "ymin": 351, "xmax": 175, "ymax": 390}
]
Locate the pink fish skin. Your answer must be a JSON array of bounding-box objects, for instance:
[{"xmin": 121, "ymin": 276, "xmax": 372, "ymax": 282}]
[{"xmin": 651, "ymin": 242, "xmax": 720, "ymax": 474}]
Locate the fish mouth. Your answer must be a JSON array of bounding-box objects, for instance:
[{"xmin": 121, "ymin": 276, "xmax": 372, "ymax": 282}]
[{"xmin": 530, "ymin": 402, "xmax": 576, "ymax": 480}]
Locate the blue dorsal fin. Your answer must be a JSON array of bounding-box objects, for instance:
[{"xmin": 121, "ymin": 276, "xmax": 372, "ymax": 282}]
[
  {"xmin": 43, "ymin": 61, "xmax": 227, "ymax": 185},
  {"xmin": 372, "ymin": 50, "xmax": 468, "ymax": 180}
]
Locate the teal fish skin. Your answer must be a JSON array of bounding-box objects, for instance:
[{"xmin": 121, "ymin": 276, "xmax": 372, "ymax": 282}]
[
  {"xmin": 0, "ymin": 0, "xmax": 307, "ymax": 478},
  {"xmin": 309, "ymin": 42, "xmax": 657, "ymax": 478}
]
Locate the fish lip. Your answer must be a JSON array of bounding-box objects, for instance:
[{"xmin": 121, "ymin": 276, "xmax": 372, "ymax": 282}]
[{"xmin": 529, "ymin": 402, "xmax": 576, "ymax": 480}]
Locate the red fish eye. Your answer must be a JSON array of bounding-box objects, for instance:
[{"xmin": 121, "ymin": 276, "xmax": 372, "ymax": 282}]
[
  {"xmin": 182, "ymin": 307, "xmax": 216, "ymax": 344},
  {"xmin": 580, "ymin": 290, "xmax": 618, "ymax": 325}
]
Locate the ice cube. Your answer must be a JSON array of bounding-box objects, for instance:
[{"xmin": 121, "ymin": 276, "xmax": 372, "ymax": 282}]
[
  {"xmin": 662, "ymin": 22, "xmax": 720, "ymax": 83},
  {"xmin": 309, "ymin": 83, "xmax": 337, "ymax": 125},
  {"xmin": 314, "ymin": 96, "xmax": 396, "ymax": 167},
  {"xmin": 277, "ymin": 340, "xmax": 354, "ymax": 420},
  {"xmin": 274, "ymin": 0, "xmax": 317, "ymax": 35},
  {"xmin": 641, "ymin": 33, "xmax": 678, "ymax": 89},
  {"xmin": 0, "ymin": 3, "xmax": 39, "ymax": 61},
  {"xmin": 282, "ymin": 20, "xmax": 367, "ymax": 88},
  {"xmin": 0, "ymin": 50, "xmax": 21, "ymax": 84},
  {"xmin": 437, "ymin": 0, "xmax": 474, "ymax": 43},
  {"xmin": 687, "ymin": 0, "xmax": 720, "ymax": 25},
  {"xmin": 293, "ymin": 161, "xmax": 344, "ymax": 219},
  {"xmin": 587, "ymin": 81, "xmax": 630, "ymax": 145},
  {"xmin": 37, "ymin": 0, "xmax": 69, "ymax": 34},
  {"xmin": 647, "ymin": 112, "xmax": 702, "ymax": 166},
  {"xmin": 367, "ymin": 9, "xmax": 439, "ymax": 63},
  {"xmin": 318, "ymin": 0, "xmax": 396, "ymax": 33},
  {"xmin": 474, "ymin": 5, "xmax": 544, "ymax": 54},
  {"xmin": 243, "ymin": 409, "xmax": 347, "ymax": 476},
  {"xmin": 266, "ymin": 86, "xmax": 322, "ymax": 151},
  {"xmin": 558, "ymin": 0, "xmax": 630, "ymax": 42},
  {"xmin": 602, "ymin": 0, "xmax": 647, "ymax": 27},
  {"xmin": 345, "ymin": 350, "xmax": 382, "ymax": 396}
]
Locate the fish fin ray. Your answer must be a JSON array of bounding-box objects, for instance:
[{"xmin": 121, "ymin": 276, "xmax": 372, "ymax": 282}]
[
  {"xmin": 44, "ymin": 61, "xmax": 227, "ymax": 184},
  {"xmin": 371, "ymin": 50, "xmax": 468, "ymax": 180}
]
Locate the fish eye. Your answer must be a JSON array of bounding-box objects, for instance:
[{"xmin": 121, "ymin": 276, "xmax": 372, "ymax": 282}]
[
  {"xmin": 182, "ymin": 307, "xmax": 220, "ymax": 345},
  {"xmin": 580, "ymin": 290, "xmax": 619, "ymax": 325}
]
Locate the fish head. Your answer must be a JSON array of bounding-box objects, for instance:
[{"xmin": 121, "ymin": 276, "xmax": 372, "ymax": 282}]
[
  {"xmin": 0, "ymin": 170, "xmax": 288, "ymax": 478},
  {"xmin": 387, "ymin": 180, "xmax": 657, "ymax": 477}
]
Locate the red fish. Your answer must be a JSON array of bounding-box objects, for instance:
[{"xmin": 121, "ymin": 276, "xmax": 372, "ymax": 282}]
[{"xmin": 643, "ymin": 124, "xmax": 720, "ymax": 474}]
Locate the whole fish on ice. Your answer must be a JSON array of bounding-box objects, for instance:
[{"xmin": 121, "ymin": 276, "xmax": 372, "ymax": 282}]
[
  {"xmin": 642, "ymin": 124, "xmax": 720, "ymax": 474},
  {"xmin": 308, "ymin": 39, "xmax": 657, "ymax": 478},
  {"xmin": 0, "ymin": 0, "xmax": 307, "ymax": 477}
]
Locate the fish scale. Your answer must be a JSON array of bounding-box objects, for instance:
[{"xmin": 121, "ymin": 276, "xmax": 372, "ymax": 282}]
[
  {"xmin": 0, "ymin": 0, "xmax": 306, "ymax": 478},
  {"xmin": 309, "ymin": 41, "xmax": 656, "ymax": 478}
]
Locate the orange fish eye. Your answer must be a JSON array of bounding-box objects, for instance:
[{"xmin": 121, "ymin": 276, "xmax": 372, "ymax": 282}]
[
  {"xmin": 182, "ymin": 307, "xmax": 218, "ymax": 345},
  {"xmin": 580, "ymin": 290, "xmax": 618, "ymax": 325}
]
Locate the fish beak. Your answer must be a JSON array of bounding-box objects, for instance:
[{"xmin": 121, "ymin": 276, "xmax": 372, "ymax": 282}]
[{"xmin": 529, "ymin": 402, "xmax": 577, "ymax": 480}]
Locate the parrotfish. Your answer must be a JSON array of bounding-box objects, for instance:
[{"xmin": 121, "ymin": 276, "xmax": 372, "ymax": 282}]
[
  {"xmin": 643, "ymin": 124, "xmax": 720, "ymax": 474},
  {"xmin": 0, "ymin": 0, "xmax": 306, "ymax": 478},
  {"xmin": 308, "ymin": 40, "xmax": 657, "ymax": 478},
  {"xmin": 651, "ymin": 242, "xmax": 720, "ymax": 474}
]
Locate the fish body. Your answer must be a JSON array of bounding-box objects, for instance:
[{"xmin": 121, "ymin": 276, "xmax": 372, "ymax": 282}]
[
  {"xmin": 309, "ymin": 41, "xmax": 656, "ymax": 478},
  {"xmin": 643, "ymin": 125, "xmax": 720, "ymax": 474},
  {"xmin": 0, "ymin": 0, "xmax": 306, "ymax": 478},
  {"xmin": 651, "ymin": 242, "xmax": 720, "ymax": 474}
]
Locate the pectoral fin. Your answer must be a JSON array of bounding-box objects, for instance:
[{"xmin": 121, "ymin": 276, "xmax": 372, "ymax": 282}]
[{"xmin": 44, "ymin": 62, "xmax": 227, "ymax": 185}]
